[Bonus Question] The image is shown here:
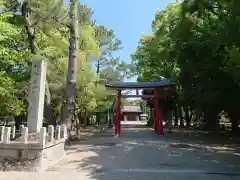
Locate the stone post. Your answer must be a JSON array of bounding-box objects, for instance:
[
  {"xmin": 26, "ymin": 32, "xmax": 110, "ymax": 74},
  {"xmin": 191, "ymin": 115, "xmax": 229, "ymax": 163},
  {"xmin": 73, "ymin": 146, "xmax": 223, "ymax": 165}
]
[
  {"xmin": 61, "ymin": 124, "xmax": 67, "ymax": 139},
  {"xmin": 40, "ymin": 127, "xmax": 46, "ymax": 146},
  {"xmin": 27, "ymin": 60, "xmax": 46, "ymax": 133},
  {"xmin": 0, "ymin": 126, "xmax": 4, "ymax": 142},
  {"xmin": 20, "ymin": 124, "xmax": 24, "ymax": 134},
  {"xmin": 11, "ymin": 126, "xmax": 16, "ymax": 139},
  {"xmin": 3, "ymin": 127, "xmax": 11, "ymax": 144},
  {"xmin": 55, "ymin": 125, "xmax": 61, "ymax": 140},
  {"xmin": 48, "ymin": 125, "xmax": 54, "ymax": 142},
  {"xmin": 20, "ymin": 127, "xmax": 28, "ymax": 143}
]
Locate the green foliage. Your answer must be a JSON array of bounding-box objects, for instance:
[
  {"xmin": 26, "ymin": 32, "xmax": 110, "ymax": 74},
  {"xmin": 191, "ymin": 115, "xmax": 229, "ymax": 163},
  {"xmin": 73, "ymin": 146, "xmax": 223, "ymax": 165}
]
[
  {"xmin": 0, "ymin": 14, "xmax": 29, "ymax": 116},
  {"xmin": 132, "ymin": 0, "xmax": 240, "ymax": 133},
  {"xmin": 0, "ymin": 0, "xmax": 126, "ymax": 125}
]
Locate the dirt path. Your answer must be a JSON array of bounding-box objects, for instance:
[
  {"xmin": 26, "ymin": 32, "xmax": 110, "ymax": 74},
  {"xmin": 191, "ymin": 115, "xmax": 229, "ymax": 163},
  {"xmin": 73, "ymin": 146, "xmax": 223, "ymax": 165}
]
[{"xmin": 1, "ymin": 122, "xmax": 240, "ymax": 180}]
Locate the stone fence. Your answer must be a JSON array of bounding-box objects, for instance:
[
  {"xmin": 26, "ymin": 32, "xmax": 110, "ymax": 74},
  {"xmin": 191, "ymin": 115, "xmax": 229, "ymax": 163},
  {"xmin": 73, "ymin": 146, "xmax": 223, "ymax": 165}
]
[
  {"xmin": 0, "ymin": 124, "xmax": 67, "ymax": 146},
  {"xmin": 0, "ymin": 125, "xmax": 67, "ymax": 171}
]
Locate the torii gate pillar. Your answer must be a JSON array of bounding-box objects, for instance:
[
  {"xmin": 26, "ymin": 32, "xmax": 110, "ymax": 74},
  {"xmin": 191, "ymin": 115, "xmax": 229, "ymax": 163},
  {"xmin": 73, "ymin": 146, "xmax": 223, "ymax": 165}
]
[
  {"xmin": 154, "ymin": 88, "xmax": 164, "ymax": 135},
  {"xmin": 115, "ymin": 90, "xmax": 121, "ymax": 136}
]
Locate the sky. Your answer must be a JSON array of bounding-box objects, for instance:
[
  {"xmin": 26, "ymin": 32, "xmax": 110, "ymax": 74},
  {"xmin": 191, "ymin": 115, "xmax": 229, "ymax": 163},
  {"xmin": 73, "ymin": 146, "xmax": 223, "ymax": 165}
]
[{"xmin": 81, "ymin": 0, "xmax": 175, "ymax": 82}]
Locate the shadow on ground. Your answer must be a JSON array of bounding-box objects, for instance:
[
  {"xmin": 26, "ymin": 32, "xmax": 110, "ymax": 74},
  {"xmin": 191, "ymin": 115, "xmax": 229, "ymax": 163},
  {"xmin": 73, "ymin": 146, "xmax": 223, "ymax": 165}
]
[{"xmin": 48, "ymin": 123, "xmax": 240, "ymax": 180}]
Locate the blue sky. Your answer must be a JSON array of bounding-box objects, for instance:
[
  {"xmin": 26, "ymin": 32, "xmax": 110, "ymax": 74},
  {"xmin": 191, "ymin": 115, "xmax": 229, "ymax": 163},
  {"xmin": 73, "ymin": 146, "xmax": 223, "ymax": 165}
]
[{"xmin": 81, "ymin": 0, "xmax": 175, "ymax": 82}]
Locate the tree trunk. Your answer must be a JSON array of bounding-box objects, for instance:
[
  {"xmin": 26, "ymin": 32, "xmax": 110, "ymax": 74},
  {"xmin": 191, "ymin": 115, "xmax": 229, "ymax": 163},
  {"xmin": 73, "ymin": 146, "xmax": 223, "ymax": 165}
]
[
  {"xmin": 173, "ymin": 104, "xmax": 178, "ymax": 126},
  {"xmin": 96, "ymin": 112, "xmax": 100, "ymax": 126},
  {"xmin": 107, "ymin": 108, "xmax": 113, "ymax": 128},
  {"xmin": 96, "ymin": 59, "xmax": 100, "ymax": 74},
  {"xmin": 204, "ymin": 109, "xmax": 219, "ymax": 133},
  {"xmin": 21, "ymin": 2, "xmax": 55, "ymax": 125},
  {"xmin": 21, "ymin": 3, "xmax": 38, "ymax": 55},
  {"xmin": 167, "ymin": 111, "xmax": 173, "ymax": 132},
  {"xmin": 231, "ymin": 119, "xmax": 239, "ymax": 135},
  {"xmin": 62, "ymin": 0, "xmax": 78, "ymax": 138},
  {"xmin": 184, "ymin": 104, "xmax": 190, "ymax": 128},
  {"xmin": 44, "ymin": 82, "xmax": 55, "ymax": 125},
  {"xmin": 147, "ymin": 107, "xmax": 154, "ymax": 126},
  {"xmin": 83, "ymin": 108, "xmax": 87, "ymax": 128},
  {"xmin": 14, "ymin": 114, "xmax": 24, "ymax": 130},
  {"xmin": 75, "ymin": 112, "xmax": 80, "ymax": 136},
  {"xmin": 87, "ymin": 116, "xmax": 91, "ymax": 125},
  {"xmin": 228, "ymin": 110, "xmax": 240, "ymax": 136},
  {"xmin": 178, "ymin": 103, "xmax": 184, "ymax": 128}
]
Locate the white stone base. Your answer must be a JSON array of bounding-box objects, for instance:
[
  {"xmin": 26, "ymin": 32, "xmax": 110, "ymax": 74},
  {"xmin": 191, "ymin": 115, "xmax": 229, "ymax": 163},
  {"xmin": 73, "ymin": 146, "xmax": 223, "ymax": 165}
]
[{"xmin": 0, "ymin": 140, "xmax": 65, "ymax": 172}]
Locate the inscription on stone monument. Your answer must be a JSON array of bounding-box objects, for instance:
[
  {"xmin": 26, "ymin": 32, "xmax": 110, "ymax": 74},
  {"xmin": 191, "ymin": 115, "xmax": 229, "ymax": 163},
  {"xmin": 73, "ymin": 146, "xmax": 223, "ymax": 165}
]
[{"xmin": 27, "ymin": 60, "xmax": 46, "ymax": 133}]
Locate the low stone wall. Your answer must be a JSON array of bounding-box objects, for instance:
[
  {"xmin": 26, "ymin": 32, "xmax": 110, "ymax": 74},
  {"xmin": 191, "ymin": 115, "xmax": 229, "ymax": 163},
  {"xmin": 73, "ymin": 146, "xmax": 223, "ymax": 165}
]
[{"xmin": 0, "ymin": 125, "xmax": 67, "ymax": 171}]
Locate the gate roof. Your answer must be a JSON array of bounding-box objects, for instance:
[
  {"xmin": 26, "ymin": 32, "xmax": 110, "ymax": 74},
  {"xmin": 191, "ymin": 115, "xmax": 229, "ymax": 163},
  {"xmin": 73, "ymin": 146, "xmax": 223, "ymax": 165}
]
[{"xmin": 105, "ymin": 79, "xmax": 174, "ymax": 89}]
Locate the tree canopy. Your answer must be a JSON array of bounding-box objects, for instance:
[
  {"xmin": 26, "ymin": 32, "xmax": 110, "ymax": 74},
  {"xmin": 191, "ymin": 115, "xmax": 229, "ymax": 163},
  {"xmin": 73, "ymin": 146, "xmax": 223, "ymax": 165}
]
[
  {"xmin": 132, "ymin": 0, "xmax": 240, "ymax": 134},
  {"xmin": 0, "ymin": 0, "xmax": 132, "ymax": 128}
]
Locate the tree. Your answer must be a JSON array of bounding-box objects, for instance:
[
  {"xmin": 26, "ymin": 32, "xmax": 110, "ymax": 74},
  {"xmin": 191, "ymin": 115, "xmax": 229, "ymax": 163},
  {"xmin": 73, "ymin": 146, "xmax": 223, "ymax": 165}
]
[
  {"xmin": 132, "ymin": 0, "xmax": 240, "ymax": 134},
  {"xmin": 0, "ymin": 0, "xmax": 126, "ymax": 135},
  {"xmin": 62, "ymin": 0, "xmax": 78, "ymax": 136},
  {"xmin": 0, "ymin": 13, "xmax": 29, "ymax": 126},
  {"xmin": 2, "ymin": 0, "xmax": 71, "ymax": 125}
]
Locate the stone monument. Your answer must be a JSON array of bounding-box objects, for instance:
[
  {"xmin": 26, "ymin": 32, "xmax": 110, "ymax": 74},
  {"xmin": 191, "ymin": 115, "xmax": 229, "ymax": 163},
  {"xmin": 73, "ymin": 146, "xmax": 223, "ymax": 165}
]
[
  {"xmin": 0, "ymin": 60, "xmax": 68, "ymax": 172},
  {"xmin": 27, "ymin": 60, "xmax": 46, "ymax": 133}
]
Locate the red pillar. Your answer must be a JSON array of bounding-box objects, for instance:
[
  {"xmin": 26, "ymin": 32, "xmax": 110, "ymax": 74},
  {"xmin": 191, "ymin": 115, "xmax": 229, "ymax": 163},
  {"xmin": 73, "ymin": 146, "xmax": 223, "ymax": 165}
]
[
  {"xmin": 159, "ymin": 104, "xmax": 164, "ymax": 135},
  {"xmin": 154, "ymin": 88, "xmax": 164, "ymax": 135},
  {"xmin": 115, "ymin": 90, "xmax": 121, "ymax": 135},
  {"xmin": 154, "ymin": 88, "xmax": 159, "ymax": 133}
]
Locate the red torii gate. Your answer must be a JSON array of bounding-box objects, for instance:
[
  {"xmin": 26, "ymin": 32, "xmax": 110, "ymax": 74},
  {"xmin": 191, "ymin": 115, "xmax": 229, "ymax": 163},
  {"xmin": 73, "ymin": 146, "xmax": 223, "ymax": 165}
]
[{"xmin": 105, "ymin": 81, "xmax": 172, "ymax": 136}]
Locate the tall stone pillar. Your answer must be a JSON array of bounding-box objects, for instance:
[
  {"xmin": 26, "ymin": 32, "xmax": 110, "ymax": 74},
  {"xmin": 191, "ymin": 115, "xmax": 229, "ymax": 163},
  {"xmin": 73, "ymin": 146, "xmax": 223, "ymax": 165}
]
[
  {"xmin": 124, "ymin": 115, "xmax": 127, "ymax": 121},
  {"xmin": 27, "ymin": 60, "xmax": 46, "ymax": 133}
]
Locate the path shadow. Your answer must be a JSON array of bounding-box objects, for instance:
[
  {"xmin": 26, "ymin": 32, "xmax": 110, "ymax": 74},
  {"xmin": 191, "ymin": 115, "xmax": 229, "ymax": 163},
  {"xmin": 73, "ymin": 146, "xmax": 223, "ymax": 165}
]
[
  {"xmin": 49, "ymin": 123, "xmax": 240, "ymax": 179},
  {"xmin": 163, "ymin": 128, "xmax": 240, "ymax": 157}
]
